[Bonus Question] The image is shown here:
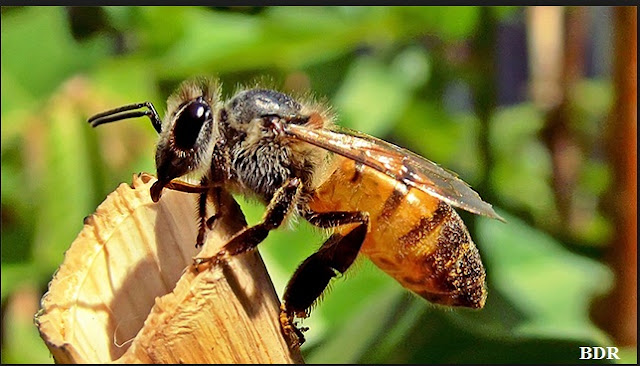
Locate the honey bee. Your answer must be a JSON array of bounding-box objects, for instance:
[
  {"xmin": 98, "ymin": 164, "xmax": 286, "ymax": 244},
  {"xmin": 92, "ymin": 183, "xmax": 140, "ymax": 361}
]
[{"xmin": 88, "ymin": 77, "xmax": 504, "ymax": 347}]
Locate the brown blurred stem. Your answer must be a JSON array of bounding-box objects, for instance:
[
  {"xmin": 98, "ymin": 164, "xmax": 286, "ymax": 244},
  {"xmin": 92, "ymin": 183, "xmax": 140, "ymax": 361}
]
[
  {"xmin": 593, "ymin": 6, "xmax": 637, "ymax": 347},
  {"xmin": 472, "ymin": 6, "xmax": 498, "ymax": 202},
  {"xmin": 464, "ymin": 6, "xmax": 498, "ymax": 237},
  {"xmin": 535, "ymin": 6, "xmax": 589, "ymax": 231}
]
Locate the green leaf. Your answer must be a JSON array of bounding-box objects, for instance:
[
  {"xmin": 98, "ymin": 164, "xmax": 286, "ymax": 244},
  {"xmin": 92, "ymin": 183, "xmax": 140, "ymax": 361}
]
[
  {"xmin": 154, "ymin": 7, "xmax": 434, "ymax": 79},
  {"xmin": 490, "ymin": 104, "xmax": 558, "ymax": 222},
  {"xmin": 0, "ymin": 263, "xmax": 40, "ymax": 303},
  {"xmin": 92, "ymin": 58, "xmax": 160, "ymax": 103},
  {"xmin": 394, "ymin": 100, "xmax": 482, "ymax": 183},
  {"xmin": 333, "ymin": 57, "xmax": 413, "ymax": 136},
  {"xmin": 491, "ymin": 6, "xmax": 522, "ymax": 21},
  {"xmin": 0, "ymin": 68, "xmax": 34, "ymax": 145},
  {"xmin": 31, "ymin": 99, "xmax": 95, "ymax": 274},
  {"xmin": 389, "ymin": 45, "xmax": 431, "ymax": 90},
  {"xmin": 359, "ymin": 295, "xmax": 428, "ymax": 363},
  {"xmin": 617, "ymin": 347, "xmax": 638, "ymax": 364},
  {"xmin": 1, "ymin": 286, "xmax": 53, "ymax": 364},
  {"xmin": 157, "ymin": 8, "xmax": 261, "ymax": 75},
  {"xmin": 1, "ymin": 143, "xmax": 37, "ymax": 263},
  {"xmin": 304, "ymin": 283, "xmax": 404, "ymax": 363},
  {"xmin": 477, "ymin": 211, "xmax": 614, "ymax": 344},
  {"xmin": 1, "ymin": 7, "xmax": 109, "ymax": 122},
  {"xmin": 397, "ymin": 7, "xmax": 481, "ymax": 41},
  {"xmin": 572, "ymin": 79, "xmax": 614, "ymax": 121}
]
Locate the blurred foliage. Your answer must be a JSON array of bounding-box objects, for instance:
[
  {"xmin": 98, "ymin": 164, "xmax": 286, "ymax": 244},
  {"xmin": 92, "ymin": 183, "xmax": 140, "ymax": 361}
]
[{"xmin": 1, "ymin": 6, "xmax": 634, "ymax": 364}]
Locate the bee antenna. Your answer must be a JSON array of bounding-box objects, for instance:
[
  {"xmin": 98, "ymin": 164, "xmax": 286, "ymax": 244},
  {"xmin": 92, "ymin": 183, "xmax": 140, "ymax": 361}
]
[{"xmin": 87, "ymin": 101, "xmax": 162, "ymax": 134}]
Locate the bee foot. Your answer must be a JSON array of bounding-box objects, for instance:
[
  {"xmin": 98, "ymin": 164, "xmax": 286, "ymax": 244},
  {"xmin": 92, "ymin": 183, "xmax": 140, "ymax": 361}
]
[
  {"xmin": 279, "ymin": 304, "xmax": 306, "ymax": 349},
  {"xmin": 137, "ymin": 172, "xmax": 157, "ymax": 184},
  {"xmin": 192, "ymin": 250, "xmax": 228, "ymax": 272}
]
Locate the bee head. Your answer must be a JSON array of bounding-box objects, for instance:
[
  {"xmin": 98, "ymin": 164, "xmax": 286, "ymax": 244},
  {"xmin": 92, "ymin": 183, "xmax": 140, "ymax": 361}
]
[{"xmin": 152, "ymin": 79, "xmax": 220, "ymax": 202}]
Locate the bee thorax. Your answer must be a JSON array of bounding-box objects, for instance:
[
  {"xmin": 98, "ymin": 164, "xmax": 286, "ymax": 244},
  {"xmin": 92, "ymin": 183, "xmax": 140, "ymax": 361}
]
[{"xmin": 230, "ymin": 142, "xmax": 313, "ymax": 202}]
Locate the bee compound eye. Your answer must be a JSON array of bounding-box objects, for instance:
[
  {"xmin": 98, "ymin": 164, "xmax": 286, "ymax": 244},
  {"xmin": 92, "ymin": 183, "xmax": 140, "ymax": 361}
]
[
  {"xmin": 173, "ymin": 101, "xmax": 211, "ymax": 149},
  {"xmin": 186, "ymin": 101, "xmax": 209, "ymax": 121}
]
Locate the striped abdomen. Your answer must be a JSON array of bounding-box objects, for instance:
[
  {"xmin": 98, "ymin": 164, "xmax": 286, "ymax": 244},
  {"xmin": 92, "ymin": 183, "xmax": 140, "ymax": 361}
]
[{"xmin": 307, "ymin": 157, "xmax": 487, "ymax": 308}]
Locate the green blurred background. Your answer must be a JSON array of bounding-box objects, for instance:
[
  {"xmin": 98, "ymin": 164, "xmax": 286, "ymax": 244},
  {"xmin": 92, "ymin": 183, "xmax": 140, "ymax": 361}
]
[{"xmin": 1, "ymin": 6, "xmax": 636, "ymax": 364}]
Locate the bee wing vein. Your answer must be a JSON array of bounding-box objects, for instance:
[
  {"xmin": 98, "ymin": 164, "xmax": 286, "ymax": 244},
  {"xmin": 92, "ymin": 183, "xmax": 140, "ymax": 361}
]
[{"xmin": 284, "ymin": 124, "xmax": 504, "ymax": 221}]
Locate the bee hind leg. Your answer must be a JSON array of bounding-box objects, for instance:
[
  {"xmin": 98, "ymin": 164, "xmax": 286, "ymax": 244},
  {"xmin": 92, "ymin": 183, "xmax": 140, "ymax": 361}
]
[
  {"xmin": 281, "ymin": 214, "xmax": 368, "ymax": 347},
  {"xmin": 279, "ymin": 303, "xmax": 308, "ymax": 348}
]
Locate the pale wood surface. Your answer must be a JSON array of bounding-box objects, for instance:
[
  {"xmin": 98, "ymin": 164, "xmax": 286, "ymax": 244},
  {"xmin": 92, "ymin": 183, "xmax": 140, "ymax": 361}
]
[{"xmin": 35, "ymin": 174, "xmax": 304, "ymax": 363}]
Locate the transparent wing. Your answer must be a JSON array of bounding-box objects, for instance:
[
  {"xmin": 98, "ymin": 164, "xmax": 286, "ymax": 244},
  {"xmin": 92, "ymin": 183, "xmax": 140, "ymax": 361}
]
[{"xmin": 283, "ymin": 124, "xmax": 504, "ymax": 221}]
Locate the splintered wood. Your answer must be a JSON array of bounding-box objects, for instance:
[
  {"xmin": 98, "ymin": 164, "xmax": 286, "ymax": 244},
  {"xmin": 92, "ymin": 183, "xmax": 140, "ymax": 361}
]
[{"xmin": 35, "ymin": 174, "xmax": 303, "ymax": 364}]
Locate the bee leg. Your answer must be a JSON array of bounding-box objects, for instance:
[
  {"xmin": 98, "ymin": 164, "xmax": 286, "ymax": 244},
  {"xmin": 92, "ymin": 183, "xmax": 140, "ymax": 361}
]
[
  {"xmin": 205, "ymin": 188, "xmax": 222, "ymax": 230},
  {"xmin": 280, "ymin": 219, "xmax": 368, "ymax": 347},
  {"xmin": 195, "ymin": 177, "xmax": 210, "ymax": 249},
  {"xmin": 279, "ymin": 303, "xmax": 308, "ymax": 349},
  {"xmin": 150, "ymin": 178, "xmax": 212, "ymax": 203},
  {"xmin": 202, "ymin": 187, "xmax": 235, "ymax": 232},
  {"xmin": 151, "ymin": 176, "xmax": 222, "ymax": 249},
  {"xmin": 302, "ymin": 210, "xmax": 369, "ymax": 229},
  {"xmin": 209, "ymin": 177, "xmax": 302, "ymax": 262},
  {"xmin": 163, "ymin": 180, "xmax": 212, "ymax": 193}
]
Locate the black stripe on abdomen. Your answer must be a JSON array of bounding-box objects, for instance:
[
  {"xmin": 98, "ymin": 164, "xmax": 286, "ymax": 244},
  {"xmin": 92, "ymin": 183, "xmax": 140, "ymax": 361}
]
[
  {"xmin": 378, "ymin": 182, "xmax": 408, "ymax": 221},
  {"xmin": 398, "ymin": 201, "xmax": 451, "ymax": 247}
]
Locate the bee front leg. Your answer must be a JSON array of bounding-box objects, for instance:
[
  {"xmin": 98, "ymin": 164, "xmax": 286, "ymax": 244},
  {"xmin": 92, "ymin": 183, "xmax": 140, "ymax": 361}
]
[
  {"xmin": 150, "ymin": 178, "xmax": 212, "ymax": 202},
  {"xmin": 280, "ymin": 209, "xmax": 369, "ymax": 347},
  {"xmin": 147, "ymin": 175, "xmax": 224, "ymax": 249},
  {"xmin": 197, "ymin": 186, "xmax": 239, "ymax": 248}
]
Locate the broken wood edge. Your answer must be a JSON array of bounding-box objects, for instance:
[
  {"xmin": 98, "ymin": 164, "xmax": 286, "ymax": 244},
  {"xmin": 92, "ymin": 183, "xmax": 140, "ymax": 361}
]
[{"xmin": 35, "ymin": 173, "xmax": 304, "ymax": 364}]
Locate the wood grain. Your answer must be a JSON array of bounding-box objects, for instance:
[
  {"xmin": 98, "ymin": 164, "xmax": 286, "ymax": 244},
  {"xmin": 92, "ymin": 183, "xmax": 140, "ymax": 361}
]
[{"xmin": 35, "ymin": 174, "xmax": 304, "ymax": 363}]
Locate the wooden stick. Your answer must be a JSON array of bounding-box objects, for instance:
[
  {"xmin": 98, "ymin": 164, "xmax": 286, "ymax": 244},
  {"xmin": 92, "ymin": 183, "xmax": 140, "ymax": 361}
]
[
  {"xmin": 595, "ymin": 6, "xmax": 637, "ymax": 347},
  {"xmin": 35, "ymin": 174, "xmax": 304, "ymax": 363}
]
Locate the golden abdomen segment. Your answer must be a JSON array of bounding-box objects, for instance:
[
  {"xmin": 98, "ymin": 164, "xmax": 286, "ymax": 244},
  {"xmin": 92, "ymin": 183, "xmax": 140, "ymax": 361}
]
[{"xmin": 308, "ymin": 158, "xmax": 487, "ymax": 308}]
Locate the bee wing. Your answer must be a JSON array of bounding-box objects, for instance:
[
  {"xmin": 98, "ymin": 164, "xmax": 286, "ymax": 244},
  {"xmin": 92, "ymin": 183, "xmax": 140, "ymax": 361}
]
[{"xmin": 284, "ymin": 124, "xmax": 504, "ymax": 221}]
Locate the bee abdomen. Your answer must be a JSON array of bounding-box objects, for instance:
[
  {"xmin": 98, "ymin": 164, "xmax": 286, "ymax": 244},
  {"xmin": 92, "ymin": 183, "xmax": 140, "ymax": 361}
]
[
  {"xmin": 309, "ymin": 159, "xmax": 487, "ymax": 309},
  {"xmin": 416, "ymin": 208, "xmax": 486, "ymax": 308},
  {"xmin": 367, "ymin": 201, "xmax": 487, "ymax": 309}
]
